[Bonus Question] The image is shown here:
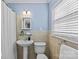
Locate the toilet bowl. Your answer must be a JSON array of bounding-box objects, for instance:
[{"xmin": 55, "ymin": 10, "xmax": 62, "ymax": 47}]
[
  {"xmin": 37, "ymin": 54, "xmax": 48, "ymax": 59},
  {"xmin": 34, "ymin": 42, "xmax": 48, "ymax": 59}
]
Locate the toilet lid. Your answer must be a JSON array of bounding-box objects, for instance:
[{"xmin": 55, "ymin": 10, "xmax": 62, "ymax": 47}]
[{"xmin": 37, "ymin": 54, "xmax": 48, "ymax": 59}]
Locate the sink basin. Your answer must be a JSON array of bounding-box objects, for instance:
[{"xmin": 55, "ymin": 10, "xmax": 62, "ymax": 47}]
[
  {"xmin": 26, "ymin": 32, "xmax": 32, "ymax": 36},
  {"xmin": 16, "ymin": 40, "xmax": 33, "ymax": 47}
]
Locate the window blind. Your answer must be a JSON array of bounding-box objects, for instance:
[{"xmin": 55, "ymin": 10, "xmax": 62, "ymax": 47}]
[{"xmin": 53, "ymin": 0, "xmax": 78, "ymax": 43}]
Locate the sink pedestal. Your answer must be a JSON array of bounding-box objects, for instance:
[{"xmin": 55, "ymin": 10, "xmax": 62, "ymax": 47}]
[
  {"xmin": 23, "ymin": 47, "xmax": 28, "ymax": 59},
  {"xmin": 16, "ymin": 40, "xmax": 33, "ymax": 59}
]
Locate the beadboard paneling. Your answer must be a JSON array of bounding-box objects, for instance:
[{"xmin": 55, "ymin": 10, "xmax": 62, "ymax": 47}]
[
  {"xmin": 53, "ymin": 0, "xmax": 78, "ymax": 44},
  {"xmin": 1, "ymin": 1, "xmax": 17, "ymax": 59},
  {"xmin": 55, "ymin": 0, "xmax": 78, "ymax": 19}
]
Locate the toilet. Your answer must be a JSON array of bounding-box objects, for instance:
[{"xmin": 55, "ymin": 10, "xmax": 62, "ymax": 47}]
[{"xmin": 34, "ymin": 42, "xmax": 48, "ymax": 59}]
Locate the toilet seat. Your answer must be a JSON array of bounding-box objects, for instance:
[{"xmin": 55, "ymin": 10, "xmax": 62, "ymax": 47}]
[{"xmin": 37, "ymin": 54, "xmax": 48, "ymax": 59}]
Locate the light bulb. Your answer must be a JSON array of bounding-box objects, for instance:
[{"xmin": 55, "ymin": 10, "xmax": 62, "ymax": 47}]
[
  {"xmin": 22, "ymin": 11, "xmax": 27, "ymax": 17},
  {"xmin": 27, "ymin": 11, "xmax": 32, "ymax": 16}
]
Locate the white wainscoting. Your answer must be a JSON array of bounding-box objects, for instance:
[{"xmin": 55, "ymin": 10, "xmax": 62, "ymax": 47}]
[
  {"xmin": 59, "ymin": 44, "xmax": 78, "ymax": 59},
  {"xmin": 1, "ymin": 1, "xmax": 17, "ymax": 59}
]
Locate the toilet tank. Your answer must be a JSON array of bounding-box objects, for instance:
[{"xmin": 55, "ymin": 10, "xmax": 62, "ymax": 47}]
[{"xmin": 34, "ymin": 42, "xmax": 46, "ymax": 54}]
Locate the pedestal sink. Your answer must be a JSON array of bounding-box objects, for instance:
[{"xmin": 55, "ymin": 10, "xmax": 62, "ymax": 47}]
[{"xmin": 16, "ymin": 39, "xmax": 33, "ymax": 59}]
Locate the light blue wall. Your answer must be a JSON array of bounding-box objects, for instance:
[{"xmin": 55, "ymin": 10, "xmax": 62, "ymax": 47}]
[{"xmin": 8, "ymin": 3, "xmax": 49, "ymax": 31}]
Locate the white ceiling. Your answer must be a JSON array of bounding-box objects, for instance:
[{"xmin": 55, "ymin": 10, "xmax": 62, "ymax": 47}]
[{"xmin": 4, "ymin": 0, "xmax": 52, "ymax": 3}]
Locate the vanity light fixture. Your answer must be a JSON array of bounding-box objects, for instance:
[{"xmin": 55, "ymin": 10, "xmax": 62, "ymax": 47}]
[{"xmin": 22, "ymin": 10, "xmax": 32, "ymax": 17}]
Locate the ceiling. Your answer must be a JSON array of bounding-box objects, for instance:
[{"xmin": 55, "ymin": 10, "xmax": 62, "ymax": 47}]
[{"xmin": 3, "ymin": 0, "xmax": 52, "ymax": 3}]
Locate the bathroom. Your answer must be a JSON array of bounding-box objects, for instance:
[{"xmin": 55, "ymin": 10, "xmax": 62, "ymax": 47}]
[{"xmin": 1, "ymin": 0, "xmax": 78, "ymax": 59}]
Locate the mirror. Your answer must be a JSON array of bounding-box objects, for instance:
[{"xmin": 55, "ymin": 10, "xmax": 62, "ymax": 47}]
[{"xmin": 21, "ymin": 10, "xmax": 32, "ymax": 30}]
